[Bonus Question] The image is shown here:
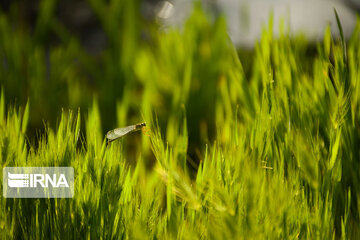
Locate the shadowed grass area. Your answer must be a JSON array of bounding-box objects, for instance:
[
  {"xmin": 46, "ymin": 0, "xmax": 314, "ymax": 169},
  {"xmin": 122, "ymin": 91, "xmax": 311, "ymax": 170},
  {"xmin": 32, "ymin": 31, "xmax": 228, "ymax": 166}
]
[{"xmin": 1, "ymin": 1, "xmax": 360, "ymax": 239}]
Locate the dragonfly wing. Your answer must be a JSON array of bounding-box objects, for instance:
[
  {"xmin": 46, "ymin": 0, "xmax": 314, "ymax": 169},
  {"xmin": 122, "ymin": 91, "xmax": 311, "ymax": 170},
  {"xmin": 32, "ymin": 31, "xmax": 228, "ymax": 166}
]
[{"xmin": 106, "ymin": 125, "xmax": 136, "ymax": 141}]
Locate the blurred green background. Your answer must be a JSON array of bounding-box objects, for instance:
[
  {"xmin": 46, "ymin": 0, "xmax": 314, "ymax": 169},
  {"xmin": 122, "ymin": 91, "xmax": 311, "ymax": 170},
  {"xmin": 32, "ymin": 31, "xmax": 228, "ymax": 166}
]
[
  {"xmin": 1, "ymin": 0, "xmax": 142, "ymax": 132},
  {"xmin": 0, "ymin": 0, "xmax": 245, "ymax": 153}
]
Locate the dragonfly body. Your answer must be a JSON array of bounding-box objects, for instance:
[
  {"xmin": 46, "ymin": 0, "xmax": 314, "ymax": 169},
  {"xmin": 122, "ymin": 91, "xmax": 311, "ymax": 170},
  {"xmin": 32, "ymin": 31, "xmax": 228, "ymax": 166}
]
[{"xmin": 106, "ymin": 122, "xmax": 146, "ymax": 143}]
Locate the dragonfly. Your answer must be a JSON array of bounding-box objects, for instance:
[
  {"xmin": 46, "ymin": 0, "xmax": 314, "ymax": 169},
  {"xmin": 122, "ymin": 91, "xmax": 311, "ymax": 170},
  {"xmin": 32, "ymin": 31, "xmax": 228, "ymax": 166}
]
[{"xmin": 106, "ymin": 122, "xmax": 146, "ymax": 143}]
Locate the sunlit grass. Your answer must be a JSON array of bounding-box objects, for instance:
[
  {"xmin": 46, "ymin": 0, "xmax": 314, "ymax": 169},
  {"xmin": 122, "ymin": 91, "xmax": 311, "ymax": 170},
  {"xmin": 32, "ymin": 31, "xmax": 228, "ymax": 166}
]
[{"xmin": 1, "ymin": 1, "xmax": 360, "ymax": 239}]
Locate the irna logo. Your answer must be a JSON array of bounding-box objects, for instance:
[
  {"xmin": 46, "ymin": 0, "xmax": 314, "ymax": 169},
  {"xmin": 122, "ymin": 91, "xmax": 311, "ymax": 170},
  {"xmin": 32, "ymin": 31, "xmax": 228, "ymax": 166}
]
[
  {"xmin": 3, "ymin": 167, "xmax": 74, "ymax": 198},
  {"xmin": 7, "ymin": 173, "xmax": 69, "ymax": 188}
]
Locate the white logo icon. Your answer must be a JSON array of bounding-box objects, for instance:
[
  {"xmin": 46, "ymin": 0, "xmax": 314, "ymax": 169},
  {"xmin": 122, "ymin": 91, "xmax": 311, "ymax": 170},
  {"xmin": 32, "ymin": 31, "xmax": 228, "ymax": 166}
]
[{"xmin": 7, "ymin": 173, "xmax": 29, "ymax": 188}]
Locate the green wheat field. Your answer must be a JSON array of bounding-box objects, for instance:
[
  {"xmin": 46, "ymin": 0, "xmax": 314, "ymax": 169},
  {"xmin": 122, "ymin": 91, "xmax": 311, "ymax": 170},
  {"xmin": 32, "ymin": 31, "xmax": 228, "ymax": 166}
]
[{"xmin": 1, "ymin": 1, "xmax": 360, "ymax": 239}]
